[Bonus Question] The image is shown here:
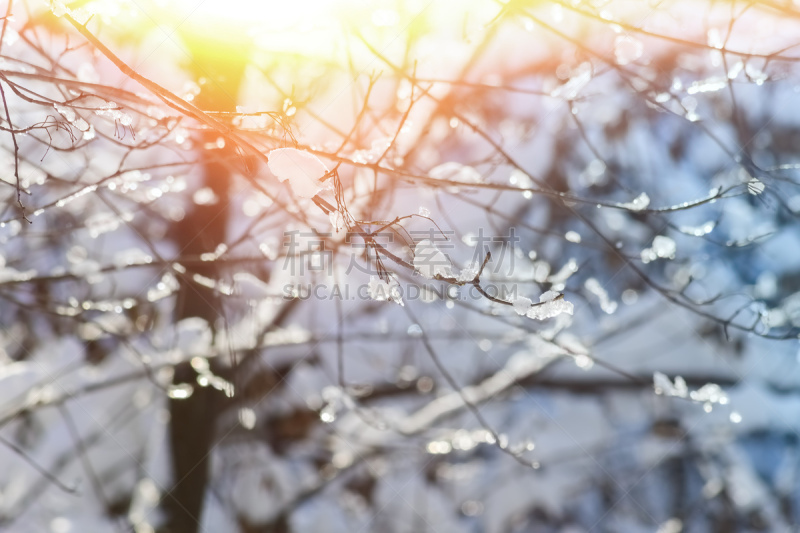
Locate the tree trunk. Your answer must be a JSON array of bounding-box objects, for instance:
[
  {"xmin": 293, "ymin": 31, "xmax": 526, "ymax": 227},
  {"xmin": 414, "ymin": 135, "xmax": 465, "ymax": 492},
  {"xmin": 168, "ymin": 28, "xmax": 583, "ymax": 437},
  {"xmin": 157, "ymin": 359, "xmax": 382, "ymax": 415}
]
[{"xmin": 158, "ymin": 49, "xmax": 246, "ymax": 533}]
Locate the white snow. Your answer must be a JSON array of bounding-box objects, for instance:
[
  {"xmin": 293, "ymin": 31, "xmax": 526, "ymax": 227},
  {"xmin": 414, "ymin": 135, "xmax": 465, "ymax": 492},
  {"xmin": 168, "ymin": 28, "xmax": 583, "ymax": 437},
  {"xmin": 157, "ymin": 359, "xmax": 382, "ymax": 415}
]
[
  {"xmin": 690, "ymin": 383, "xmax": 729, "ymax": 405},
  {"xmin": 653, "ymin": 371, "xmax": 688, "ymax": 398},
  {"xmin": 367, "ymin": 276, "xmax": 404, "ymax": 305},
  {"xmin": 413, "ymin": 239, "xmax": 453, "ymax": 279},
  {"xmin": 584, "ymin": 278, "xmax": 618, "ymax": 314},
  {"xmin": 747, "ymin": 177, "xmax": 765, "ymax": 195},
  {"xmin": 653, "ymin": 372, "xmax": 729, "ymax": 407},
  {"xmin": 679, "ymin": 221, "xmax": 716, "ymax": 236},
  {"xmin": 526, "ymin": 291, "xmax": 574, "ymax": 320},
  {"xmin": 641, "ymin": 235, "xmax": 677, "ymax": 263},
  {"xmin": 511, "ymin": 295, "xmax": 532, "ymax": 315},
  {"xmin": 745, "ymin": 62, "xmax": 768, "ymax": 84},
  {"xmin": 686, "ymin": 76, "xmax": 728, "ymax": 95},
  {"xmin": 267, "ymin": 147, "xmax": 328, "ymax": 198},
  {"xmin": 618, "ymin": 192, "xmax": 650, "ymax": 211},
  {"xmin": 456, "ymin": 260, "xmax": 480, "ymax": 282}
]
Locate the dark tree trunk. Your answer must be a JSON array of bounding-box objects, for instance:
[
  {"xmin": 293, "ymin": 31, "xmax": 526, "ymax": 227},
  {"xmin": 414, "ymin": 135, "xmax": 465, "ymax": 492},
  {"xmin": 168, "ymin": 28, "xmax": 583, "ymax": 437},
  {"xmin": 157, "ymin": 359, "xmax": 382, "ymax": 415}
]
[{"xmin": 158, "ymin": 47, "xmax": 247, "ymax": 533}]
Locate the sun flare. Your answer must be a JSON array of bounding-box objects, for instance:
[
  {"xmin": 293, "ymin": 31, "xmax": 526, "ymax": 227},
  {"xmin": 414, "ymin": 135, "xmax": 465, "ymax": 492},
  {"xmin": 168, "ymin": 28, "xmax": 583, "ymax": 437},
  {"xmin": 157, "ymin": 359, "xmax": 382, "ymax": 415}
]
[{"xmin": 49, "ymin": 0, "xmax": 453, "ymax": 67}]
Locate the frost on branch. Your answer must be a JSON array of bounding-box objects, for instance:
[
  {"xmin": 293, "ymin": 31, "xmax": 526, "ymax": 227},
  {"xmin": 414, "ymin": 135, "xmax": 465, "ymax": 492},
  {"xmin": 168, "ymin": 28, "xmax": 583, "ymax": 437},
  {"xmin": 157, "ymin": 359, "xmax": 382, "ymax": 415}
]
[
  {"xmin": 526, "ymin": 291, "xmax": 574, "ymax": 320},
  {"xmin": 413, "ymin": 239, "xmax": 453, "ymax": 279},
  {"xmin": 267, "ymin": 148, "xmax": 328, "ymax": 198},
  {"xmin": 618, "ymin": 192, "xmax": 650, "ymax": 211}
]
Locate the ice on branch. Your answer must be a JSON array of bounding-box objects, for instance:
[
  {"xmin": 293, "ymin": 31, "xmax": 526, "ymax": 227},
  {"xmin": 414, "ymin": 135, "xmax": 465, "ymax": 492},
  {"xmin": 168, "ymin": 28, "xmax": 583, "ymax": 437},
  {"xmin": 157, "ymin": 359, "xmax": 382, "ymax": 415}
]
[
  {"xmin": 653, "ymin": 372, "xmax": 729, "ymax": 409},
  {"xmin": 679, "ymin": 221, "xmax": 716, "ymax": 237},
  {"xmin": 329, "ymin": 210, "xmax": 346, "ymax": 233},
  {"xmin": 368, "ymin": 276, "xmax": 404, "ymax": 306},
  {"xmin": 618, "ymin": 192, "xmax": 650, "ymax": 211},
  {"xmin": 641, "ymin": 235, "xmax": 676, "ymax": 263},
  {"xmin": 413, "ymin": 240, "xmax": 453, "ymax": 279},
  {"xmin": 512, "ymin": 296, "xmax": 533, "ymax": 316},
  {"xmin": 526, "ymin": 291, "xmax": 574, "ymax": 320},
  {"xmin": 268, "ymin": 148, "xmax": 328, "ymax": 198},
  {"xmin": 54, "ymin": 104, "xmax": 91, "ymax": 134},
  {"xmin": 745, "ymin": 62, "xmax": 768, "ymax": 85},
  {"xmin": 653, "ymin": 372, "xmax": 688, "ymax": 398},
  {"xmin": 690, "ymin": 383, "xmax": 728, "ymax": 405},
  {"xmin": 687, "ymin": 77, "xmax": 728, "ymax": 95},
  {"xmin": 456, "ymin": 261, "xmax": 480, "ymax": 282},
  {"xmin": 747, "ymin": 178, "xmax": 765, "ymax": 196}
]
